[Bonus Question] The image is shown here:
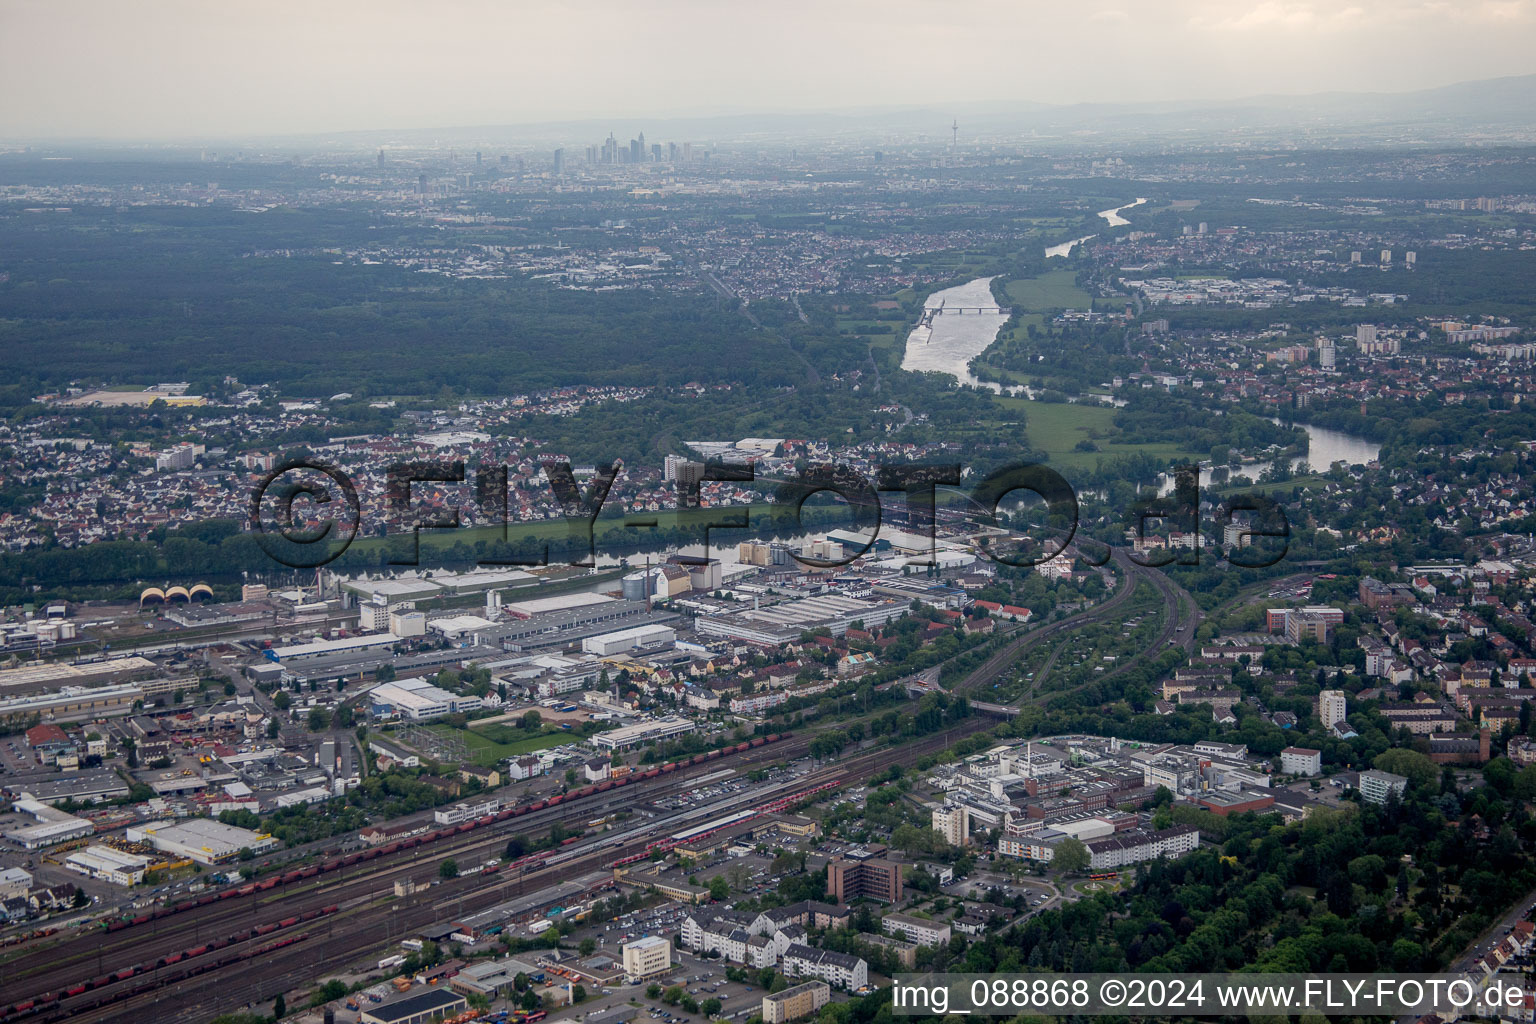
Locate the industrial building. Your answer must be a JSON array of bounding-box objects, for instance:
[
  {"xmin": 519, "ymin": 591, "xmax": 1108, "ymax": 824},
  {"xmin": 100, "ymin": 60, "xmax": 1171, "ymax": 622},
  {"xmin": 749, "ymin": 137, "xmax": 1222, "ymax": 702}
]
[
  {"xmin": 265, "ymin": 633, "xmax": 400, "ymax": 662},
  {"xmin": 481, "ymin": 597, "xmax": 679, "ymax": 652},
  {"xmin": 590, "ymin": 716, "xmax": 696, "ymax": 751},
  {"xmin": 360, "ymin": 988, "xmax": 467, "ymax": 1024},
  {"xmin": 64, "ymin": 845, "xmax": 151, "ymax": 886},
  {"xmin": 0, "ymin": 800, "xmax": 93, "ymax": 849},
  {"xmin": 13, "ymin": 768, "xmax": 130, "ymax": 805},
  {"xmin": 369, "ymin": 678, "xmax": 482, "ymax": 720},
  {"xmin": 581, "ymin": 624, "xmax": 677, "ymax": 656},
  {"xmin": 0, "ymin": 684, "xmax": 144, "ymax": 723},
  {"xmin": 695, "ymin": 594, "xmax": 903, "ymax": 647},
  {"xmin": 0, "ymin": 655, "xmax": 157, "ymax": 695},
  {"xmin": 126, "ymin": 818, "xmax": 277, "ymax": 865}
]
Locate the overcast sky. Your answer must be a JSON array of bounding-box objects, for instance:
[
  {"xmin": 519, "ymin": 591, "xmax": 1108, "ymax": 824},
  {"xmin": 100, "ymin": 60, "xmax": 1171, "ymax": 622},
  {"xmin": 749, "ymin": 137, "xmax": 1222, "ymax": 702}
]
[{"xmin": 2, "ymin": 0, "xmax": 1534, "ymax": 139}]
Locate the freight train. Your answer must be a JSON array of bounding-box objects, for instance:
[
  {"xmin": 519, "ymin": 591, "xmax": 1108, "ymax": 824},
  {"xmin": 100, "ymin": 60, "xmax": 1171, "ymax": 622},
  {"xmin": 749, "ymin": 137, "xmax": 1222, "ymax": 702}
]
[
  {"xmin": 1, "ymin": 906, "xmax": 338, "ymax": 1022},
  {"xmin": 90, "ymin": 733, "xmax": 787, "ymax": 935}
]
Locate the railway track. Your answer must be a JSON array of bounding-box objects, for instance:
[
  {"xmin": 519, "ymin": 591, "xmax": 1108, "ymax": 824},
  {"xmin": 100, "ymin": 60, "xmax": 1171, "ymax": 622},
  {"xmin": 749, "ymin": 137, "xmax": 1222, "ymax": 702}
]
[
  {"xmin": 24, "ymin": 725, "xmax": 989, "ymax": 1024},
  {"xmin": 0, "ymin": 733, "xmax": 807, "ymax": 1008},
  {"xmin": 952, "ymin": 548, "xmax": 1200, "ymax": 703}
]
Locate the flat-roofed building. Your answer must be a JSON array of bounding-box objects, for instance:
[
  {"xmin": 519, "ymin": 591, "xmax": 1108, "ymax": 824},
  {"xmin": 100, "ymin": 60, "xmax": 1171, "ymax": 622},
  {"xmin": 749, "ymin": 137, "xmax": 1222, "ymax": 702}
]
[
  {"xmin": 622, "ymin": 935, "xmax": 672, "ymax": 981},
  {"xmin": 449, "ymin": 956, "xmax": 544, "ymax": 998},
  {"xmin": 434, "ymin": 798, "xmax": 499, "ymax": 825},
  {"xmin": 857, "ymin": 931, "xmax": 917, "ymax": 969},
  {"xmin": 881, "ymin": 912, "xmax": 951, "ymax": 948},
  {"xmin": 126, "ymin": 818, "xmax": 277, "ymax": 865},
  {"xmin": 1359, "ymin": 769, "xmax": 1408, "ymax": 805},
  {"xmin": 826, "ymin": 854, "xmax": 902, "ymax": 904},
  {"xmin": 763, "ymin": 981, "xmax": 830, "ymax": 1023},
  {"xmin": 360, "ymin": 988, "xmax": 467, "ymax": 1024},
  {"xmin": 266, "ymin": 633, "xmax": 400, "ymax": 662},
  {"xmin": 583, "ymin": 624, "xmax": 677, "ymax": 657},
  {"xmin": 0, "ymin": 867, "xmax": 32, "ymax": 899},
  {"xmin": 13, "ymin": 768, "xmax": 129, "ymax": 806},
  {"xmin": 64, "ymin": 845, "xmax": 150, "ymax": 886},
  {"xmin": 590, "ymin": 716, "xmax": 696, "ymax": 751},
  {"xmin": 0, "ymin": 685, "xmax": 143, "ymax": 723},
  {"xmin": 0, "ymin": 800, "xmax": 93, "ymax": 849},
  {"xmin": 1280, "ymin": 747, "xmax": 1322, "ymax": 776},
  {"xmin": 368, "ymin": 678, "xmax": 481, "ymax": 720}
]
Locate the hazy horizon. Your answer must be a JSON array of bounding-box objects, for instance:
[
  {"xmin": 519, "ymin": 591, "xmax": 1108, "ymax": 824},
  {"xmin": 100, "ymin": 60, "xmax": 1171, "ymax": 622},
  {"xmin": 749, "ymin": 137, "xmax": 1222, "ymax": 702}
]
[{"xmin": 3, "ymin": 0, "xmax": 1536, "ymax": 141}]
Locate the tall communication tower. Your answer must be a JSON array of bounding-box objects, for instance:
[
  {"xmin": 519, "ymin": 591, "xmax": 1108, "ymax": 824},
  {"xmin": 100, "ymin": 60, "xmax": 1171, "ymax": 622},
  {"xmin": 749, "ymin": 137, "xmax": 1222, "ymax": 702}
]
[{"xmin": 951, "ymin": 118, "xmax": 958, "ymax": 149}]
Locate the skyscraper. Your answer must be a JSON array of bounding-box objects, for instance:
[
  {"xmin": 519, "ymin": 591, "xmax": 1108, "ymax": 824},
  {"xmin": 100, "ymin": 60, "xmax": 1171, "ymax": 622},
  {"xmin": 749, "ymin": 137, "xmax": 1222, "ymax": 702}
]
[{"xmin": 552, "ymin": 148, "xmax": 564, "ymax": 175}]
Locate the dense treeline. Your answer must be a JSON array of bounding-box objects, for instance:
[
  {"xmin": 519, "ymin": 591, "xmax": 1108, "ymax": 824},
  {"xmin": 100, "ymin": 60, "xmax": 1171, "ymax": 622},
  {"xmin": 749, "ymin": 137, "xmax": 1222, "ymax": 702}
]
[{"xmin": 0, "ymin": 206, "xmax": 807, "ymax": 397}]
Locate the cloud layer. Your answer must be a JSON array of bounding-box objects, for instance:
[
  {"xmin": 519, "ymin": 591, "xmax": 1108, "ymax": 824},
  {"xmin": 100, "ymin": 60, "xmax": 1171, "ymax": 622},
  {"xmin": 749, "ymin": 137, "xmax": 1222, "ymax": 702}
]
[{"xmin": 1, "ymin": 0, "xmax": 1532, "ymax": 138}]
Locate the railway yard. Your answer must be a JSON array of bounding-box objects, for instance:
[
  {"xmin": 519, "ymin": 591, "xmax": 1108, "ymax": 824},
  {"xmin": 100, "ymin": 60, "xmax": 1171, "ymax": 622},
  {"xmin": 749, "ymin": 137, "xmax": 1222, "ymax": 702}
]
[{"xmin": 0, "ymin": 723, "xmax": 988, "ymax": 1022}]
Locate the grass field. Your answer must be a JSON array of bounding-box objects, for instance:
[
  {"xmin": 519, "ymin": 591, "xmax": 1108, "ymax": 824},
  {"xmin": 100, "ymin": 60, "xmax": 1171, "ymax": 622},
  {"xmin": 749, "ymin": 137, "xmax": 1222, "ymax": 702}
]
[
  {"xmin": 993, "ymin": 397, "xmax": 1202, "ymax": 472},
  {"xmin": 1002, "ymin": 269, "xmax": 1093, "ymax": 312},
  {"xmin": 421, "ymin": 723, "xmax": 567, "ymax": 766}
]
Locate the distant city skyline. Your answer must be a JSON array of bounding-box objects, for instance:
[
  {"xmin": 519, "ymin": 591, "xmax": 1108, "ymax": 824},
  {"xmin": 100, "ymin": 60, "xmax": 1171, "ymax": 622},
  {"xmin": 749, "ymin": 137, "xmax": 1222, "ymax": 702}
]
[{"xmin": 1, "ymin": 0, "xmax": 1534, "ymax": 139}]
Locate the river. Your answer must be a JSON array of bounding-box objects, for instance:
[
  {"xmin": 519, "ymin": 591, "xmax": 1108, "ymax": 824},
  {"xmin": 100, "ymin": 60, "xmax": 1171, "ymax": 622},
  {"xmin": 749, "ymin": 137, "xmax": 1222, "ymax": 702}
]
[
  {"xmin": 1157, "ymin": 421, "xmax": 1380, "ymax": 495},
  {"xmin": 1045, "ymin": 197, "xmax": 1149, "ymax": 258},
  {"xmin": 900, "ymin": 276, "xmax": 1015, "ymax": 392}
]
